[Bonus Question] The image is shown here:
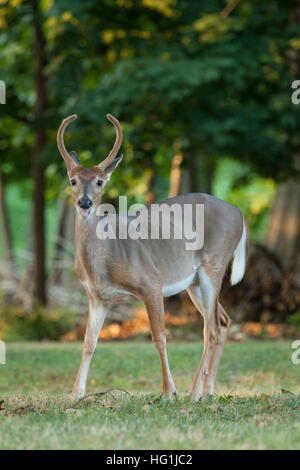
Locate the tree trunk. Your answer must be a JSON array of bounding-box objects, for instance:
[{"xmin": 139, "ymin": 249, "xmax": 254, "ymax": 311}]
[
  {"xmin": 265, "ymin": 155, "xmax": 300, "ymax": 290},
  {"xmin": 265, "ymin": 6, "xmax": 300, "ymax": 284},
  {"xmin": 145, "ymin": 160, "xmax": 155, "ymax": 205},
  {"xmin": 168, "ymin": 139, "xmax": 183, "ymax": 198},
  {"xmin": 31, "ymin": 0, "xmax": 47, "ymax": 305},
  {"xmin": 265, "ymin": 158, "xmax": 300, "ymax": 268},
  {"xmin": 180, "ymin": 146, "xmax": 214, "ymax": 194},
  {"xmin": 0, "ymin": 169, "xmax": 14, "ymax": 274},
  {"xmin": 51, "ymin": 197, "xmax": 71, "ymax": 285}
]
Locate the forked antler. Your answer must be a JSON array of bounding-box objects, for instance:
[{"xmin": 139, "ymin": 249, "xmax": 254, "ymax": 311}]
[
  {"xmin": 99, "ymin": 114, "xmax": 123, "ymax": 169},
  {"xmin": 57, "ymin": 113, "xmax": 122, "ymax": 170},
  {"xmin": 57, "ymin": 114, "xmax": 78, "ymax": 170}
]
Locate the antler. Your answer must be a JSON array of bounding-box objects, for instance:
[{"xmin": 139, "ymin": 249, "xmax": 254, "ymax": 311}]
[
  {"xmin": 57, "ymin": 114, "xmax": 78, "ymax": 169},
  {"xmin": 99, "ymin": 114, "xmax": 123, "ymax": 169}
]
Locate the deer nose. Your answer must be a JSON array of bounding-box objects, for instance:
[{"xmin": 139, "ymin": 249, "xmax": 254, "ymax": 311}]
[{"xmin": 78, "ymin": 196, "xmax": 92, "ymax": 209}]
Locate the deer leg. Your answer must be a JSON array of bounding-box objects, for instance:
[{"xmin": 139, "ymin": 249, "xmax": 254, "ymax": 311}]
[
  {"xmin": 144, "ymin": 295, "xmax": 176, "ymax": 397},
  {"xmin": 187, "ymin": 274, "xmax": 218, "ymax": 401},
  {"xmin": 72, "ymin": 299, "xmax": 106, "ymax": 398},
  {"xmin": 203, "ymin": 303, "xmax": 230, "ymax": 396}
]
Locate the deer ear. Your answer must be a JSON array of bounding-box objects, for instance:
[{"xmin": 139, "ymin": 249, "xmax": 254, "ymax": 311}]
[
  {"xmin": 103, "ymin": 154, "xmax": 123, "ymax": 180},
  {"xmin": 69, "ymin": 150, "xmax": 81, "ymax": 166}
]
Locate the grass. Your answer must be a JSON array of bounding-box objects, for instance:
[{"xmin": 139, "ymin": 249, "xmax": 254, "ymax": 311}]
[{"xmin": 0, "ymin": 340, "xmax": 299, "ymax": 450}]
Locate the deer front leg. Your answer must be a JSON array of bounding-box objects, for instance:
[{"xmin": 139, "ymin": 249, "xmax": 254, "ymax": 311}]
[
  {"xmin": 72, "ymin": 299, "xmax": 106, "ymax": 398},
  {"xmin": 144, "ymin": 294, "xmax": 176, "ymax": 397}
]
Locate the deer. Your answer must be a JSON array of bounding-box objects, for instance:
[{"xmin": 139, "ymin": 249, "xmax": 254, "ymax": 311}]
[{"xmin": 57, "ymin": 113, "xmax": 248, "ymax": 400}]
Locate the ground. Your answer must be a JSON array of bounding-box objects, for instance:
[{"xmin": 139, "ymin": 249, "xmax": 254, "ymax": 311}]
[{"xmin": 0, "ymin": 340, "xmax": 299, "ymax": 450}]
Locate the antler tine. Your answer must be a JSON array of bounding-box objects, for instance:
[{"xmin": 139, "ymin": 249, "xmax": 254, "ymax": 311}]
[
  {"xmin": 57, "ymin": 114, "xmax": 78, "ymax": 168},
  {"xmin": 99, "ymin": 114, "xmax": 123, "ymax": 169}
]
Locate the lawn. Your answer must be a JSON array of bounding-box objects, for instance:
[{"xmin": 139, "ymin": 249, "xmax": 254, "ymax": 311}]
[{"xmin": 0, "ymin": 340, "xmax": 299, "ymax": 450}]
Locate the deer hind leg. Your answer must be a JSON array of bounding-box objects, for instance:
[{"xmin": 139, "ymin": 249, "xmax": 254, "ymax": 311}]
[
  {"xmin": 72, "ymin": 298, "xmax": 106, "ymax": 398},
  {"xmin": 187, "ymin": 269, "xmax": 220, "ymax": 401},
  {"xmin": 144, "ymin": 294, "xmax": 176, "ymax": 397},
  {"xmin": 202, "ymin": 303, "xmax": 231, "ymax": 396}
]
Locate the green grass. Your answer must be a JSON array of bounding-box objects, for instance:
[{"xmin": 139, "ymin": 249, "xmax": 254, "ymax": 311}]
[{"xmin": 0, "ymin": 340, "xmax": 299, "ymax": 450}]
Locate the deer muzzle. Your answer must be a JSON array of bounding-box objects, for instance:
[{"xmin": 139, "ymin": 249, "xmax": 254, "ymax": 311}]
[{"xmin": 78, "ymin": 196, "xmax": 93, "ymax": 217}]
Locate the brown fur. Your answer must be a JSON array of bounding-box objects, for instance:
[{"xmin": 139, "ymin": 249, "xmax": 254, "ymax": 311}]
[{"xmin": 57, "ymin": 114, "xmax": 247, "ymax": 400}]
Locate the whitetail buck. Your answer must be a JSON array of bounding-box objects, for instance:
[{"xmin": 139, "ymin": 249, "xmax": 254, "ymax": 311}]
[{"xmin": 57, "ymin": 113, "xmax": 248, "ymax": 400}]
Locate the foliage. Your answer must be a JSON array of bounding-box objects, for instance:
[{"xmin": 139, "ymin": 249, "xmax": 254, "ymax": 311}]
[
  {"xmin": 213, "ymin": 157, "xmax": 276, "ymax": 241},
  {"xmin": 0, "ymin": 0, "xmax": 298, "ymax": 189},
  {"xmin": 0, "ymin": 305, "xmax": 75, "ymax": 341},
  {"xmin": 0, "ymin": 0, "xmax": 299, "ymax": 309},
  {"xmin": 288, "ymin": 312, "xmax": 300, "ymax": 330}
]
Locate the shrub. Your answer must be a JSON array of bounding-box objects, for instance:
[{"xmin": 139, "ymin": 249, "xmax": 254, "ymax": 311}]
[{"xmin": 0, "ymin": 305, "xmax": 76, "ymax": 341}]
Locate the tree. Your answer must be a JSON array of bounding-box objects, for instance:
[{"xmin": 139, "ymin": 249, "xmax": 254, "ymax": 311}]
[
  {"xmin": 0, "ymin": 168, "xmax": 14, "ymax": 274},
  {"xmin": 0, "ymin": 0, "xmax": 299, "ymax": 314},
  {"xmin": 31, "ymin": 0, "xmax": 48, "ymax": 304},
  {"xmin": 85, "ymin": 0, "xmax": 298, "ymax": 185},
  {"xmin": 265, "ymin": 3, "xmax": 300, "ymax": 285}
]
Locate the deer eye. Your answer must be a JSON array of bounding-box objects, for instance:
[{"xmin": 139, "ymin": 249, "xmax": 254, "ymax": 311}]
[
  {"xmin": 97, "ymin": 180, "xmax": 103, "ymax": 187},
  {"xmin": 70, "ymin": 179, "xmax": 76, "ymax": 186}
]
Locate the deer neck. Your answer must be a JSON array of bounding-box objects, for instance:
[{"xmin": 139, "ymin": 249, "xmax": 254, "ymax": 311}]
[
  {"xmin": 74, "ymin": 210, "xmax": 102, "ymax": 275},
  {"xmin": 75, "ymin": 210, "xmax": 98, "ymax": 243}
]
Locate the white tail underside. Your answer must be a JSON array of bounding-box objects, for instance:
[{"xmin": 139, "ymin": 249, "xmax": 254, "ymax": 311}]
[{"xmin": 230, "ymin": 217, "xmax": 247, "ymax": 286}]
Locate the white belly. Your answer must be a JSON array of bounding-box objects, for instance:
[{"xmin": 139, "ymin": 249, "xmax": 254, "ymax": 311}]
[{"xmin": 162, "ymin": 272, "xmax": 196, "ymax": 297}]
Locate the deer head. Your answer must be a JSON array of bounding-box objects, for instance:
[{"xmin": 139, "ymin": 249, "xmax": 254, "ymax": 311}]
[{"xmin": 57, "ymin": 114, "xmax": 123, "ymax": 218}]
